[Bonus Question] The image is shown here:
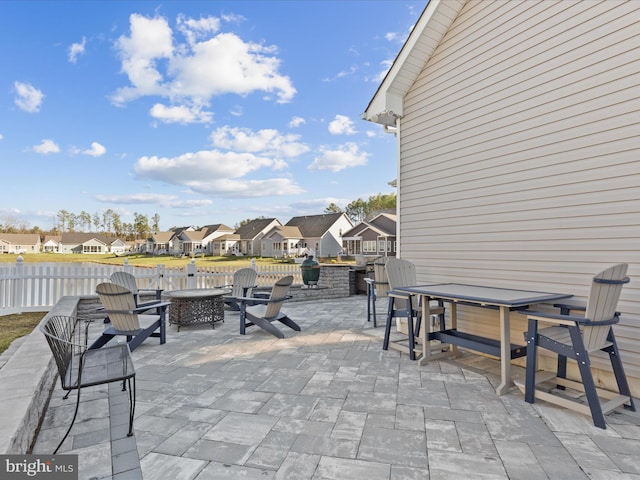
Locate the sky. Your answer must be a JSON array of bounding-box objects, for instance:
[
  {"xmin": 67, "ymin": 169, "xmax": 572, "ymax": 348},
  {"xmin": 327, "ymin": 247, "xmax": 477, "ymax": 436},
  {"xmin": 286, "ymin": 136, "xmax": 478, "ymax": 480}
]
[{"xmin": 0, "ymin": 0, "xmax": 424, "ymax": 232}]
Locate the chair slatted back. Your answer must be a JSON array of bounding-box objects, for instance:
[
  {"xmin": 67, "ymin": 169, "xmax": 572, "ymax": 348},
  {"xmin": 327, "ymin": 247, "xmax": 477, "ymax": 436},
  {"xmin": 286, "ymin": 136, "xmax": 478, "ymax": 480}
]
[
  {"xmin": 111, "ymin": 272, "xmax": 140, "ymax": 296},
  {"xmin": 231, "ymin": 268, "xmax": 258, "ymax": 298},
  {"xmin": 96, "ymin": 282, "xmax": 141, "ymax": 332},
  {"xmin": 373, "ymin": 257, "xmax": 390, "ymax": 297},
  {"xmin": 386, "ymin": 258, "xmax": 417, "ymax": 309},
  {"xmin": 583, "ymin": 263, "xmax": 629, "ymax": 350},
  {"xmin": 264, "ymin": 276, "xmax": 293, "ymax": 319}
]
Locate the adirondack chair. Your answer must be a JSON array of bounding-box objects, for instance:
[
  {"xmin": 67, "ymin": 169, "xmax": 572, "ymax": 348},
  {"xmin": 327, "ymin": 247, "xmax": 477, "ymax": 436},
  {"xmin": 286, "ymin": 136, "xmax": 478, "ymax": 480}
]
[
  {"xmin": 522, "ymin": 264, "xmax": 636, "ymax": 428},
  {"xmin": 40, "ymin": 314, "xmax": 135, "ymax": 453},
  {"xmin": 365, "ymin": 257, "xmax": 390, "ymax": 327},
  {"xmin": 237, "ymin": 275, "xmax": 300, "ymax": 338},
  {"xmin": 223, "ymin": 267, "xmax": 258, "ymax": 311},
  {"xmin": 383, "ymin": 258, "xmax": 445, "ymax": 360},
  {"xmin": 110, "ymin": 271, "xmax": 163, "ymax": 309},
  {"xmin": 92, "ymin": 282, "xmax": 170, "ymax": 351}
]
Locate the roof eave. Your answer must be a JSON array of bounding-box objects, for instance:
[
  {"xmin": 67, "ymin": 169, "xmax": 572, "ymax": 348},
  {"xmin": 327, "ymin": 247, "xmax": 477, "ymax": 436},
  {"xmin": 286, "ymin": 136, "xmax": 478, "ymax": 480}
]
[{"xmin": 362, "ymin": 0, "xmax": 466, "ymax": 125}]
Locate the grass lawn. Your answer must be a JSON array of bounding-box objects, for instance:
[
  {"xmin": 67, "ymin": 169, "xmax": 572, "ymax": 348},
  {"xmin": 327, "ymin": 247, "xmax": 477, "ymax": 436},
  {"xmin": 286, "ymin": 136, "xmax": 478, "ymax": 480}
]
[
  {"xmin": 0, "ymin": 311, "xmax": 47, "ymax": 355},
  {"xmin": 0, "ymin": 252, "xmax": 295, "ymax": 268}
]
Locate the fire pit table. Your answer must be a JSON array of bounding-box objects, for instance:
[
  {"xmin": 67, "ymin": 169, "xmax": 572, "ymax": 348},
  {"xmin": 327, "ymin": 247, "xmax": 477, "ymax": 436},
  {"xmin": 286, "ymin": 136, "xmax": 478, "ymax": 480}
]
[{"xmin": 167, "ymin": 288, "xmax": 229, "ymax": 331}]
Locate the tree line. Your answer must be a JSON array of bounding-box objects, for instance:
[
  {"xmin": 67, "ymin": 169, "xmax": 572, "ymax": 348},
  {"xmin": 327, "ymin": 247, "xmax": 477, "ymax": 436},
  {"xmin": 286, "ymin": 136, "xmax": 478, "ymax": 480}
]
[
  {"xmin": 325, "ymin": 193, "xmax": 396, "ymax": 223},
  {"xmin": 0, "ymin": 210, "xmax": 160, "ymax": 241},
  {"xmin": 2, "ymin": 193, "xmax": 395, "ymax": 238}
]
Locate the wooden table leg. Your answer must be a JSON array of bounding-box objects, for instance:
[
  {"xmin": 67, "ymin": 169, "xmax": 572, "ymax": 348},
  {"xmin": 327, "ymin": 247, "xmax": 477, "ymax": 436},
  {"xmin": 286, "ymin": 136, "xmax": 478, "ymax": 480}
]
[
  {"xmin": 496, "ymin": 306, "xmax": 512, "ymax": 395},
  {"xmin": 418, "ymin": 294, "xmax": 431, "ymax": 364}
]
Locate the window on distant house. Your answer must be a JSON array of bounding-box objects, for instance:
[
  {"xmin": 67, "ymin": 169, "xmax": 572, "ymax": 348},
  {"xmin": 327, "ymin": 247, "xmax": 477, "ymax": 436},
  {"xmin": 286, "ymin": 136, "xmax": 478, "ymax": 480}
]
[{"xmin": 363, "ymin": 240, "xmax": 376, "ymax": 252}]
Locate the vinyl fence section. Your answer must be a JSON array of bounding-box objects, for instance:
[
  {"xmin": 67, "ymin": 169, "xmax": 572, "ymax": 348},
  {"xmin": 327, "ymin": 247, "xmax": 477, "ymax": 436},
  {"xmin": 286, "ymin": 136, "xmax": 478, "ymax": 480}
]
[{"xmin": 0, "ymin": 259, "xmax": 302, "ymax": 314}]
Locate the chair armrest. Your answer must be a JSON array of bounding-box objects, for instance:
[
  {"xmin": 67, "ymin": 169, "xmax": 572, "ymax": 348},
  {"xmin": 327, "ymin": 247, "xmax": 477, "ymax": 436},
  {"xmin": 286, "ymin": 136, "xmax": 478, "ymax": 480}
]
[
  {"xmin": 388, "ymin": 289, "xmax": 412, "ymax": 299},
  {"xmin": 132, "ymin": 301, "xmax": 171, "ymax": 313},
  {"xmin": 234, "ymin": 295, "xmax": 292, "ymax": 305},
  {"xmin": 553, "ymin": 302, "xmax": 586, "ymax": 315},
  {"xmin": 522, "ymin": 310, "xmax": 620, "ymax": 326}
]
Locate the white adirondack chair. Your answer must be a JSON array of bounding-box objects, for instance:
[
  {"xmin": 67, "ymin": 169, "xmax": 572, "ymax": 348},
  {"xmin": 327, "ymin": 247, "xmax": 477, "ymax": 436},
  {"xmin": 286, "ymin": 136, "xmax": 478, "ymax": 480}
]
[
  {"xmin": 223, "ymin": 267, "xmax": 258, "ymax": 311},
  {"xmin": 237, "ymin": 275, "xmax": 300, "ymax": 338},
  {"xmin": 110, "ymin": 271, "xmax": 163, "ymax": 309},
  {"xmin": 521, "ymin": 264, "xmax": 635, "ymax": 428},
  {"xmin": 93, "ymin": 282, "xmax": 169, "ymax": 351}
]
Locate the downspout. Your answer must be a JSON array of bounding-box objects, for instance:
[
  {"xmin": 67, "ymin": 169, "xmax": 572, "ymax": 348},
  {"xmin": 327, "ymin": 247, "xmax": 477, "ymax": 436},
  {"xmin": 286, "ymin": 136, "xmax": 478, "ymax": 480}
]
[
  {"xmin": 395, "ymin": 118, "xmax": 401, "ymax": 259},
  {"xmin": 386, "ymin": 119, "xmax": 401, "ymax": 259}
]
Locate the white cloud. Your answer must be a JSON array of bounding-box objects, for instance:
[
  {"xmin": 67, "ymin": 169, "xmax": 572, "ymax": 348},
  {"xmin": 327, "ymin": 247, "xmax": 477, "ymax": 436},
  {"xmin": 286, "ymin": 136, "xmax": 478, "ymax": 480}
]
[
  {"xmin": 94, "ymin": 193, "xmax": 213, "ymax": 210},
  {"xmin": 211, "ymin": 126, "xmax": 309, "ymax": 159},
  {"xmin": 14, "ymin": 81, "xmax": 45, "ymax": 113},
  {"xmin": 0, "ymin": 133, "xmax": 3, "ymax": 140},
  {"xmin": 177, "ymin": 14, "xmax": 220, "ymax": 45},
  {"xmin": 385, "ymin": 32, "xmax": 398, "ymax": 42},
  {"xmin": 68, "ymin": 36, "xmax": 86, "ymax": 63},
  {"xmin": 83, "ymin": 142, "xmax": 106, "ymax": 157},
  {"xmin": 112, "ymin": 13, "xmax": 296, "ymax": 123},
  {"xmin": 95, "ymin": 193, "xmax": 178, "ymax": 205},
  {"xmin": 328, "ymin": 115, "xmax": 356, "ymax": 135},
  {"xmin": 133, "ymin": 147, "xmax": 303, "ymax": 198},
  {"xmin": 308, "ymin": 142, "xmax": 368, "ymax": 172},
  {"xmin": 323, "ymin": 65, "xmax": 358, "ymax": 82},
  {"xmin": 133, "ymin": 125, "xmax": 310, "ymax": 199},
  {"xmin": 111, "ymin": 14, "xmax": 174, "ymax": 104},
  {"xmin": 289, "ymin": 116, "xmax": 305, "ymax": 128},
  {"xmin": 33, "ymin": 139, "xmax": 60, "ymax": 154},
  {"xmin": 150, "ymin": 103, "xmax": 213, "ymax": 124}
]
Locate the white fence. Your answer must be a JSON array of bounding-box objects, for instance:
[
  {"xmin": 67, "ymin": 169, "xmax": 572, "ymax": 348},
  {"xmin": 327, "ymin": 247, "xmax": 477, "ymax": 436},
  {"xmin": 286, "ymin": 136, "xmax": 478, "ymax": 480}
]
[{"xmin": 0, "ymin": 259, "xmax": 303, "ymax": 314}]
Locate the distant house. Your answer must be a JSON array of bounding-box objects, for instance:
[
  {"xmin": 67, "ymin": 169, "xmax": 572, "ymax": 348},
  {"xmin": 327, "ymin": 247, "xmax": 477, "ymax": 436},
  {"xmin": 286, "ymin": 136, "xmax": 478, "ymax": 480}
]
[
  {"xmin": 0, "ymin": 233, "xmax": 41, "ymax": 254},
  {"xmin": 211, "ymin": 233, "xmax": 240, "ymax": 256},
  {"xmin": 342, "ymin": 213, "xmax": 397, "ymax": 257},
  {"xmin": 42, "ymin": 235, "xmax": 62, "ymax": 253},
  {"xmin": 146, "ymin": 231, "xmax": 175, "ymax": 255},
  {"xmin": 261, "ymin": 213, "xmax": 353, "ymax": 258},
  {"xmin": 59, "ymin": 233, "xmax": 126, "ymax": 254},
  {"xmin": 172, "ymin": 224, "xmax": 235, "ymax": 255},
  {"xmin": 175, "ymin": 228, "xmax": 207, "ymax": 255},
  {"xmin": 200, "ymin": 224, "xmax": 235, "ymax": 255},
  {"xmin": 234, "ymin": 218, "xmax": 281, "ymax": 257}
]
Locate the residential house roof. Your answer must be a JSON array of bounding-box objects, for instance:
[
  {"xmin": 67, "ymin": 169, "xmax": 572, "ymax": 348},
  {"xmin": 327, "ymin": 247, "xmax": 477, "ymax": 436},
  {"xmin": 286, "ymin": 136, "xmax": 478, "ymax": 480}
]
[
  {"xmin": 60, "ymin": 232, "xmax": 124, "ymax": 245},
  {"xmin": 181, "ymin": 229, "xmax": 208, "ymax": 242},
  {"xmin": 43, "ymin": 235, "xmax": 62, "ymax": 244},
  {"xmin": 172, "ymin": 226, "xmax": 195, "ymax": 237},
  {"xmin": 216, "ymin": 234, "xmax": 240, "ymax": 241},
  {"xmin": 235, "ymin": 218, "xmax": 280, "ymax": 240},
  {"xmin": 201, "ymin": 224, "xmax": 234, "ymax": 236},
  {"xmin": 367, "ymin": 213, "xmax": 397, "ymax": 235},
  {"xmin": 150, "ymin": 231, "xmax": 174, "ymax": 243},
  {"xmin": 343, "ymin": 213, "xmax": 396, "ymax": 239},
  {"xmin": 362, "ymin": 0, "xmax": 465, "ymax": 123},
  {"xmin": 285, "ymin": 213, "xmax": 349, "ymax": 238},
  {"xmin": 0, "ymin": 233, "xmax": 41, "ymax": 245}
]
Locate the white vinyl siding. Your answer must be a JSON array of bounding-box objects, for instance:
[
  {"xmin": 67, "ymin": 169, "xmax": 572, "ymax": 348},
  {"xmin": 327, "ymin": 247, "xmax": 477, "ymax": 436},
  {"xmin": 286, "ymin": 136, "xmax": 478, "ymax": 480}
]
[{"xmin": 397, "ymin": 0, "xmax": 640, "ymax": 386}]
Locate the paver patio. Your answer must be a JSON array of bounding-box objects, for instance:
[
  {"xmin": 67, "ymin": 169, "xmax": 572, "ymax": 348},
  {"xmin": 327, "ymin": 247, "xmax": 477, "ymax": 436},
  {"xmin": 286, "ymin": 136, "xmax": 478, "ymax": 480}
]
[{"xmin": 32, "ymin": 295, "xmax": 640, "ymax": 479}]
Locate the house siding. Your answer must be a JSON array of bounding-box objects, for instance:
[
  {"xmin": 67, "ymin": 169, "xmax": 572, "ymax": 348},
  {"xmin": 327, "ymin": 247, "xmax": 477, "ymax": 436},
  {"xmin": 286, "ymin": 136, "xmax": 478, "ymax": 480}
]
[{"xmin": 398, "ymin": 0, "xmax": 640, "ymax": 384}]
